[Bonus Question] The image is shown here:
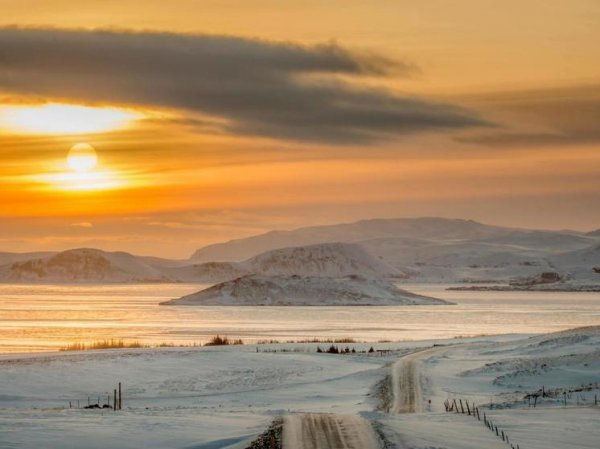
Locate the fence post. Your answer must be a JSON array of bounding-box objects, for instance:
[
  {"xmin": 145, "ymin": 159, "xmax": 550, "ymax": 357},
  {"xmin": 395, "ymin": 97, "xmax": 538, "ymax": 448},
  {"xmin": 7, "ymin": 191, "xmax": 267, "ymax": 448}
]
[
  {"xmin": 119, "ymin": 382, "xmax": 122, "ymax": 410},
  {"xmin": 114, "ymin": 389, "xmax": 117, "ymax": 411}
]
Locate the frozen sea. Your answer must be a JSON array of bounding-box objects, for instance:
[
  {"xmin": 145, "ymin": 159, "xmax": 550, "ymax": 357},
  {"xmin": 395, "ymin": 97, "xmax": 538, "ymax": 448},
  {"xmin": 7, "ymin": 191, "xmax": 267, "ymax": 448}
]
[{"xmin": 1, "ymin": 283, "xmax": 599, "ymax": 352}]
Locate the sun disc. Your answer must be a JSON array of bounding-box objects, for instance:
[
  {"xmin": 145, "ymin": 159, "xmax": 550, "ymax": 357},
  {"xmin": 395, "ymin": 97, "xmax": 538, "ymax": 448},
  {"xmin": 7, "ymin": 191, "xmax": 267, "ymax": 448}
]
[{"xmin": 67, "ymin": 143, "xmax": 98, "ymax": 173}]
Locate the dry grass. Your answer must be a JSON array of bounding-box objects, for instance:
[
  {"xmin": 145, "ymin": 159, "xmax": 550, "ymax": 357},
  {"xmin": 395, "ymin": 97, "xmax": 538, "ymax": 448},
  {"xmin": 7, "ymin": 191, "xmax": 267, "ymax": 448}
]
[
  {"xmin": 257, "ymin": 337, "xmax": 359, "ymax": 345},
  {"xmin": 204, "ymin": 335, "xmax": 244, "ymax": 346},
  {"xmin": 60, "ymin": 339, "xmax": 145, "ymax": 351}
]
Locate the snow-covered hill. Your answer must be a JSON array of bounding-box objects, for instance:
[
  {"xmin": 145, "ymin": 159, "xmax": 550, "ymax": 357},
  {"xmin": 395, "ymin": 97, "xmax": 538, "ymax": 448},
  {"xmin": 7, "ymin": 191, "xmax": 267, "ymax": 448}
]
[
  {"xmin": 242, "ymin": 242, "xmax": 405, "ymax": 278},
  {"xmin": 550, "ymin": 244, "xmax": 600, "ymax": 282},
  {"xmin": 0, "ymin": 251, "xmax": 56, "ymax": 266},
  {"xmin": 2, "ymin": 218, "xmax": 599, "ymax": 285},
  {"xmin": 165, "ymin": 262, "xmax": 249, "ymax": 283},
  {"xmin": 0, "ymin": 242, "xmax": 406, "ymax": 284},
  {"xmin": 160, "ymin": 274, "xmax": 450, "ymax": 306},
  {"xmin": 190, "ymin": 218, "xmax": 600, "ymax": 285},
  {"xmin": 0, "ymin": 248, "xmax": 174, "ymax": 283}
]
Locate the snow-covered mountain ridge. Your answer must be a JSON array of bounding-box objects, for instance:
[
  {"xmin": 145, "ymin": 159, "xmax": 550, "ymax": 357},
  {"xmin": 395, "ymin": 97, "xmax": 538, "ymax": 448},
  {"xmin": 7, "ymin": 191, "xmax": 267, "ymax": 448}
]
[{"xmin": 2, "ymin": 218, "xmax": 599, "ymax": 285}]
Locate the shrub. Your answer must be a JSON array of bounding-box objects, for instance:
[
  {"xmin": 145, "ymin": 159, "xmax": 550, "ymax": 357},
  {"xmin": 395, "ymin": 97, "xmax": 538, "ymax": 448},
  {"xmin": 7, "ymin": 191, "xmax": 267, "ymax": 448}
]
[{"xmin": 205, "ymin": 335, "xmax": 244, "ymax": 346}]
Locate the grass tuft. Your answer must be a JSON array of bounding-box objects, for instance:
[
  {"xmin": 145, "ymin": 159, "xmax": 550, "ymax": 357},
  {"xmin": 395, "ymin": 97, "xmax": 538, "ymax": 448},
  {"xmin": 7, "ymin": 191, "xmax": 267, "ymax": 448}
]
[
  {"xmin": 60, "ymin": 339, "xmax": 145, "ymax": 351},
  {"xmin": 204, "ymin": 335, "xmax": 244, "ymax": 346}
]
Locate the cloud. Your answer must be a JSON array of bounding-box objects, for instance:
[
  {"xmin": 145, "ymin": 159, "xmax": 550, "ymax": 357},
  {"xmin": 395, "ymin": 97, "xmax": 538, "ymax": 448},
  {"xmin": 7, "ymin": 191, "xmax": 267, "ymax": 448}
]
[
  {"xmin": 457, "ymin": 84, "xmax": 600, "ymax": 147},
  {"xmin": 0, "ymin": 27, "xmax": 486, "ymax": 144},
  {"xmin": 70, "ymin": 222, "xmax": 93, "ymax": 228}
]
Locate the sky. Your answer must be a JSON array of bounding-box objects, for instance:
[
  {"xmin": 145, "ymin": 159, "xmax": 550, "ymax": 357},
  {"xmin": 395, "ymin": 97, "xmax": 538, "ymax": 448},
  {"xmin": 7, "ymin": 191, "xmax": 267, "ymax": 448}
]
[{"xmin": 0, "ymin": 0, "xmax": 599, "ymax": 258}]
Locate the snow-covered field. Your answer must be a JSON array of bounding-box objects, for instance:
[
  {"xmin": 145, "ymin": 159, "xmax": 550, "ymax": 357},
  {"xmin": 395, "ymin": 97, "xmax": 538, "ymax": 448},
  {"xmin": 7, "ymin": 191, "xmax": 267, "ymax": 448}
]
[
  {"xmin": 1, "ymin": 326, "xmax": 598, "ymax": 448},
  {"xmin": 0, "ymin": 343, "xmax": 402, "ymax": 449}
]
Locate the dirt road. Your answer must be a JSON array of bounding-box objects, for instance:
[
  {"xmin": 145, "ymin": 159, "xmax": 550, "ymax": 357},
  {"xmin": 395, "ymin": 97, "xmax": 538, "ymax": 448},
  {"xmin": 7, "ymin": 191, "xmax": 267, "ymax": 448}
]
[
  {"xmin": 391, "ymin": 346, "xmax": 448, "ymax": 414},
  {"xmin": 282, "ymin": 413, "xmax": 380, "ymax": 449}
]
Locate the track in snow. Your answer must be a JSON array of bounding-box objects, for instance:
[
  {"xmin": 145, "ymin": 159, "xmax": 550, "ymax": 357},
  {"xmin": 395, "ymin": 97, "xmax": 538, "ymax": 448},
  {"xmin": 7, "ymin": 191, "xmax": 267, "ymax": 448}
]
[
  {"xmin": 282, "ymin": 413, "xmax": 380, "ymax": 449},
  {"xmin": 390, "ymin": 346, "xmax": 448, "ymax": 413}
]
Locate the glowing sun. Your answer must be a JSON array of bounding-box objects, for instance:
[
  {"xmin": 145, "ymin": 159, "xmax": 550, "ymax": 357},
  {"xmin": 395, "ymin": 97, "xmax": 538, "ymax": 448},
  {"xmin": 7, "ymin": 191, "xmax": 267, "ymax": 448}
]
[{"xmin": 67, "ymin": 143, "xmax": 98, "ymax": 173}]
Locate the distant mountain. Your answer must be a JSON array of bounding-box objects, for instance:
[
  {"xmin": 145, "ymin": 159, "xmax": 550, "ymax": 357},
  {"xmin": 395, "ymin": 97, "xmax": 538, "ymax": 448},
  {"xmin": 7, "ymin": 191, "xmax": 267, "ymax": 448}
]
[
  {"xmin": 0, "ymin": 248, "xmax": 174, "ymax": 283},
  {"xmin": 2, "ymin": 218, "xmax": 599, "ymax": 285},
  {"xmin": 190, "ymin": 218, "xmax": 509, "ymax": 262},
  {"xmin": 160, "ymin": 274, "xmax": 450, "ymax": 306},
  {"xmin": 189, "ymin": 217, "xmax": 600, "ymax": 284},
  {"xmin": 0, "ymin": 242, "xmax": 405, "ymax": 284},
  {"xmin": 0, "ymin": 251, "xmax": 56, "ymax": 266}
]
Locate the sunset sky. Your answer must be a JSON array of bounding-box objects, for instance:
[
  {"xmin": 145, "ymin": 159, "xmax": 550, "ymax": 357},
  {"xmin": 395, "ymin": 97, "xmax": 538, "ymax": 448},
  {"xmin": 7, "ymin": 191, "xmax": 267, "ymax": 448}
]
[{"xmin": 1, "ymin": 0, "xmax": 599, "ymax": 258}]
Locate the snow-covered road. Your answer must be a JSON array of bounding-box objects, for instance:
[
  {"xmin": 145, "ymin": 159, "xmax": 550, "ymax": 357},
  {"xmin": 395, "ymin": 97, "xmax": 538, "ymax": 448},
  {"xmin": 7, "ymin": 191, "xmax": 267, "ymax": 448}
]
[
  {"xmin": 282, "ymin": 413, "xmax": 380, "ymax": 449},
  {"xmin": 390, "ymin": 346, "xmax": 444, "ymax": 413}
]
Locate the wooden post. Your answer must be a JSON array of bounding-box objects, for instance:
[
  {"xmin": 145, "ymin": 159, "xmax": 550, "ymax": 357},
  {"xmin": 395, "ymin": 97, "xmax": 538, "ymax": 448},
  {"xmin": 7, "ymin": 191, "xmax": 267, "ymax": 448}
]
[
  {"xmin": 459, "ymin": 399, "xmax": 465, "ymax": 414},
  {"xmin": 119, "ymin": 382, "xmax": 122, "ymax": 410},
  {"xmin": 501, "ymin": 430, "xmax": 505, "ymax": 441},
  {"xmin": 453, "ymin": 399, "xmax": 459, "ymax": 413},
  {"xmin": 534, "ymin": 395, "xmax": 538, "ymax": 408},
  {"xmin": 476, "ymin": 407, "xmax": 481, "ymax": 420},
  {"xmin": 69, "ymin": 401, "xmax": 72, "ymax": 409},
  {"xmin": 495, "ymin": 425, "xmax": 499, "ymax": 436},
  {"xmin": 114, "ymin": 389, "xmax": 117, "ymax": 411},
  {"xmin": 466, "ymin": 401, "xmax": 471, "ymax": 415}
]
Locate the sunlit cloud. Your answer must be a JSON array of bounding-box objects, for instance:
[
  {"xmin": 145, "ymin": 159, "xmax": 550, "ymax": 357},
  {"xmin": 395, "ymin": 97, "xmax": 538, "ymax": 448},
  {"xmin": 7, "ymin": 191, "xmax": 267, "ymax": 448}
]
[
  {"xmin": 0, "ymin": 103, "xmax": 143, "ymax": 135},
  {"xmin": 34, "ymin": 170, "xmax": 126, "ymax": 191}
]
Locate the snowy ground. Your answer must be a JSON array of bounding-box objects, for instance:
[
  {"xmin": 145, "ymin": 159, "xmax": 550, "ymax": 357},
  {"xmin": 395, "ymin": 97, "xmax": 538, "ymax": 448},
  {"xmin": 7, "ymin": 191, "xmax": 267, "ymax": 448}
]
[
  {"xmin": 1, "ymin": 328, "xmax": 599, "ymax": 449},
  {"xmin": 0, "ymin": 343, "xmax": 406, "ymax": 449}
]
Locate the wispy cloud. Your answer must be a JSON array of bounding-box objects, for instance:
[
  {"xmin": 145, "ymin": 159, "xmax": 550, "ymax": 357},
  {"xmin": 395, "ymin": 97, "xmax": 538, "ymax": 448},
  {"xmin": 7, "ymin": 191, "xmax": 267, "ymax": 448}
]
[
  {"xmin": 70, "ymin": 222, "xmax": 93, "ymax": 228},
  {"xmin": 457, "ymin": 84, "xmax": 600, "ymax": 147},
  {"xmin": 0, "ymin": 27, "xmax": 486, "ymax": 144}
]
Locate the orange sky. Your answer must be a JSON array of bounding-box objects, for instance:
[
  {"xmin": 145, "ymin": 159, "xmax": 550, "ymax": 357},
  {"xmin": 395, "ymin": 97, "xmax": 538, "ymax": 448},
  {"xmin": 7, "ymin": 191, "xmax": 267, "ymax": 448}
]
[{"xmin": 0, "ymin": 1, "xmax": 599, "ymax": 257}]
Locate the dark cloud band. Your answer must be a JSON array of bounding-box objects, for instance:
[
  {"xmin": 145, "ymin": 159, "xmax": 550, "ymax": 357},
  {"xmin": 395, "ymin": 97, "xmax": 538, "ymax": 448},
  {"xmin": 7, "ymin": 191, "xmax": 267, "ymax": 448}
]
[{"xmin": 0, "ymin": 27, "xmax": 486, "ymax": 143}]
